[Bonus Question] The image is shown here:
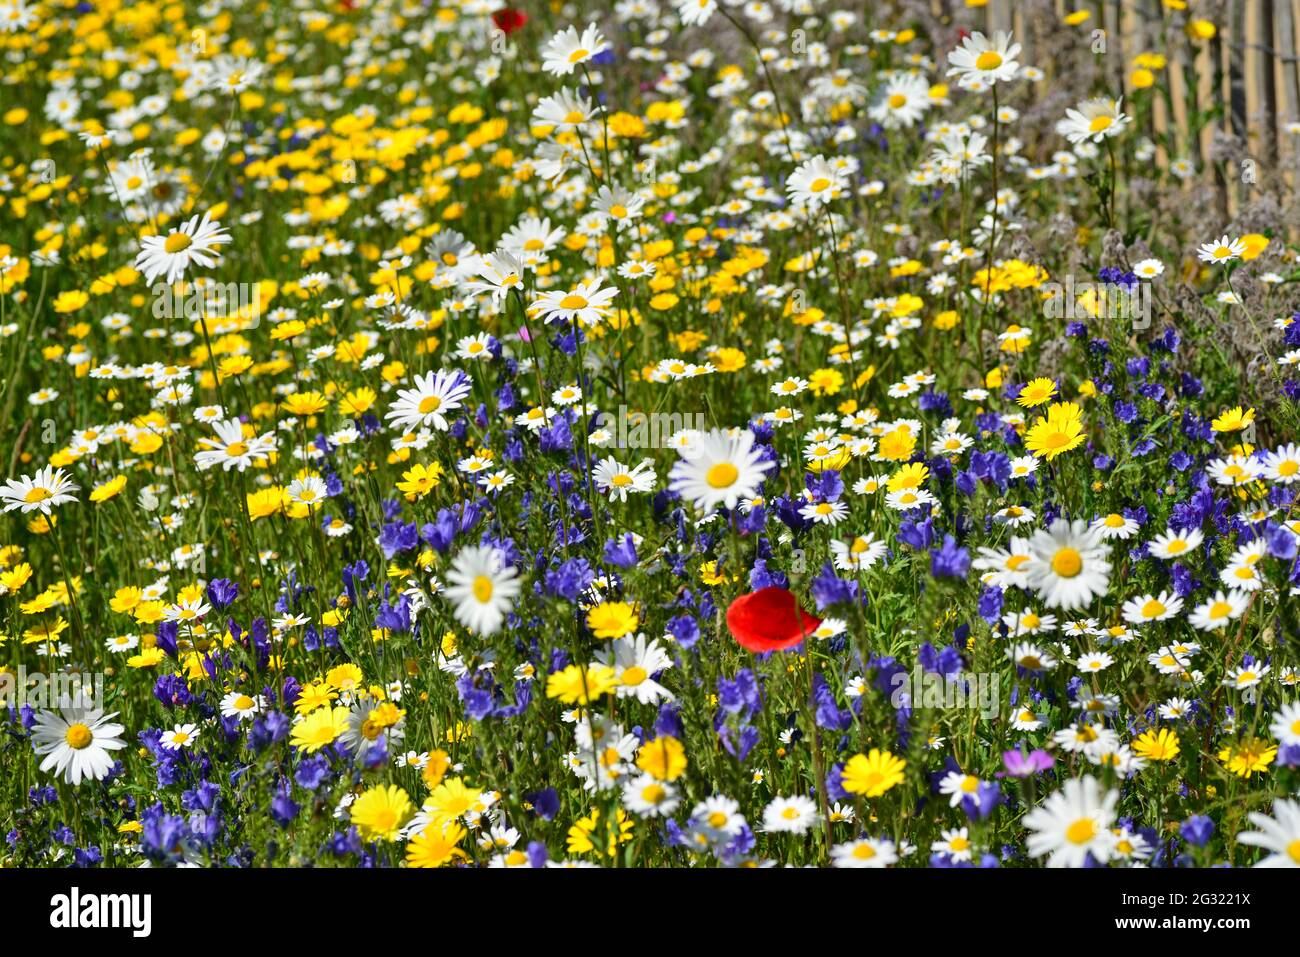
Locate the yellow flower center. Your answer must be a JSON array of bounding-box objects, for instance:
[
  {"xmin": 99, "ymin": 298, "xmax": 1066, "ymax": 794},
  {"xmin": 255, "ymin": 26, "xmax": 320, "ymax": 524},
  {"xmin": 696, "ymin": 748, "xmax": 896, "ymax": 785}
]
[
  {"xmin": 163, "ymin": 231, "xmax": 193, "ymax": 254},
  {"xmin": 418, "ymin": 395, "xmax": 442, "ymax": 414},
  {"xmin": 226, "ymin": 441, "xmax": 249, "ymax": 457},
  {"xmin": 234, "ymin": 695, "xmax": 254, "ymax": 710},
  {"xmin": 1051, "ymin": 547, "xmax": 1083, "ymax": 578},
  {"xmin": 975, "ymin": 50, "xmax": 1003, "ymax": 70},
  {"xmin": 621, "ymin": 665, "xmax": 647, "ymax": 686},
  {"xmin": 706, "ymin": 463, "xmax": 739, "ymax": 488},
  {"xmin": 1066, "ymin": 818, "xmax": 1096, "ymax": 845},
  {"xmin": 1141, "ymin": 599, "xmax": 1166, "ymax": 618},
  {"xmin": 1209, "ymin": 601, "xmax": 1232, "ymax": 619},
  {"xmin": 472, "ymin": 575, "xmax": 494, "ymax": 603},
  {"xmin": 560, "ymin": 294, "xmax": 589, "ymax": 310},
  {"xmin": 1088, "ymin": 115, "xmax": 1113, "ymax": 132},
  {"xmin": 888, "ymin": 93, "xmax": 907, "ymax": 108},
  {"xmin": 24, "ymin": 487, "xmax": 51, "ymax": 503},
  {"xmin": 809, "ymin": 177, "xmax": 831, "ymax": 193},
  {"xmin": 852, "ymin": 843, "xmax": 877, "ymax": 860},
  {"xmin": 65, "ymin": 723, "xmax": 93, "ymax": 750}
]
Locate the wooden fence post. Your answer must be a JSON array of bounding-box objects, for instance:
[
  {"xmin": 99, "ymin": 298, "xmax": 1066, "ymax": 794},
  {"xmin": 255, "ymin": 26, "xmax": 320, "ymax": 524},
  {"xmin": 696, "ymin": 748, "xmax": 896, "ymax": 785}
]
[
  {"xmin": 1278, "ymin": 0, "xmax": 1300, "ymax": 130},
  {"xmin": 1257, "ymin": 0, "xmax": 1279, "ymax": 167}
]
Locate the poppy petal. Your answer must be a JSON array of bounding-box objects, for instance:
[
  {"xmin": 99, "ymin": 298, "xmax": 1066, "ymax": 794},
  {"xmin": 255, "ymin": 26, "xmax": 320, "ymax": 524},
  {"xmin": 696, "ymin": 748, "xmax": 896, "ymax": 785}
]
[
  {"xmin": 492, "ymin": 9, "xmax": 528, "ymax": 34},
  {"xmin": 726, "ymin": 587, "xmax": 822, "ymax": 653}
]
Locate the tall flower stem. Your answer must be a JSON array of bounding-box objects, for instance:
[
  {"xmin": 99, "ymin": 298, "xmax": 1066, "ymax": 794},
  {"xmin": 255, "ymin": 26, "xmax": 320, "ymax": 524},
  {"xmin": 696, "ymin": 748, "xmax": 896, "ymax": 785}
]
[
  {"xmin": 977, "ymin": 83, "xmax": 1001, "ymax": 373},
  {"xmin": 820, "ymin": 205, "xmax": 860, "ymax": 387}
]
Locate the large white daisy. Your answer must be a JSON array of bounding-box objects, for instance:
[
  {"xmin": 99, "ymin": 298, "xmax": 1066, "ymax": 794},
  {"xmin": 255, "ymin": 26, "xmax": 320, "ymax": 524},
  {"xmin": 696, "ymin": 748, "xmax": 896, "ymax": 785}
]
[
  {"xmin": 946, "ymin": 30, "xmax": 1021, "ymax": 89},
  {"xmin": 1022, "ymin": 519, "xmax": 1112, "ymax": 610},
  {"xmin": 1238, "ymin": 798, "xmax": 1300, "ymax": 867},
  {"xmin": 1023, "ymin": 775, "xmax": 1119, "ymax": 867},
  {"xmin": 0, "ymin": 466, "xmax": 80, "ymax": 515},
  {"xmin": 133, "ymin": 210, "xmax": 232, "ymax": 284},
  {"xmin": 1055, "ymin": 97, "xmax": 1130, "ymax": 144},
  {"xmin": 443, "ymin": 545, "xmax": 522, "ymax": 637},
  {"xmin": 193, "ymin": 418, "xmax": 276, "ymax": 472},
  {"xmin": 668, "ymin": 428, "xmax": 774, "ymax": 512},
  {"xmin": 785, "ymin": 154, "xmax": 847, "ymax": 209},
  {"xmin": 591, "ymin": 456, "xmax": 657, "ymax": 502},
  {"xmin": 385, "ymin": 369, "xmax": 472, "ymax": 432},
  {"xmin": 531, "ymin": 279, "xmax": 618, "ymax": 327},
  {"xmin": 31, "ymin": 702, "xmax": 126, "ymax": 786},
  {"xmin": 540, "ymin": 23, "xmax": 608, "ymax": 77}
]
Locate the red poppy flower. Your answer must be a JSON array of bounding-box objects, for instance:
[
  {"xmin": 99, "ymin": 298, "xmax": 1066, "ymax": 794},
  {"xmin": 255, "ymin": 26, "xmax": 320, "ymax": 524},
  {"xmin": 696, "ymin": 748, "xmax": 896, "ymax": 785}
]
[
  {"xmin": 725, "ymin": 587, "xmax": 821, "ymax": 653},
  {"xmin": 492, "ymin": 8, "xmax": 527, "ymax": 34}
]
